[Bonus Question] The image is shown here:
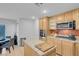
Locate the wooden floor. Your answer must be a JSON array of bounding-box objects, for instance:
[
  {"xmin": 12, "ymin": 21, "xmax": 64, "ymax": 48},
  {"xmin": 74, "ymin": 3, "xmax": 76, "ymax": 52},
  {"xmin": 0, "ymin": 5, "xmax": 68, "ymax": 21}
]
[{"xmin": 0, "ymin": 46, "xmax": 24, "ymax": 56}]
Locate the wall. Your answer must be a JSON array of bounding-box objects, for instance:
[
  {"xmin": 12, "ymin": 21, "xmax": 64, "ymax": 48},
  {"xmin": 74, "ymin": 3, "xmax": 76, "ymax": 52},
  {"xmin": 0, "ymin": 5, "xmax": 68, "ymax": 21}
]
[
  {"xmin": 33, "ymin": 19, "xmax": 39, "ymax": 41},
  {"xmin": 19, "ymin": 19, "xmax": 36, "ymax": 40},
  {"xmin": 0, "ymin": 18, "xmax": 40, "ymax": 45},
  {"xmin": 18, "ymin": 19, "xmax": 40, "ymax": 45},
  {"xmin": 0, "ymin": 18, "xmax": 17, "ymax": 39}
]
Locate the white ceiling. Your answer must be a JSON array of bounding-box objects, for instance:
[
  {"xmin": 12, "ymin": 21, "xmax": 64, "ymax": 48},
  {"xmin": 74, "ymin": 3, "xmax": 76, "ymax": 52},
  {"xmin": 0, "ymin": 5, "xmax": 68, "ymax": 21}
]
[{"xmin": 0, "ymin": 3, "xmax": 79, "ymax": 20}]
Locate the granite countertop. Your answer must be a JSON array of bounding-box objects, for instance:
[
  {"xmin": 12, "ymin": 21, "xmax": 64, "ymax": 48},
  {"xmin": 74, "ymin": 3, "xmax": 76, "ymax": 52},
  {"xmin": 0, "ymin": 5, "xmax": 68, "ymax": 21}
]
[{"xmin": 47, "ymin": 35, "xmax": 79, "ymax": 43}]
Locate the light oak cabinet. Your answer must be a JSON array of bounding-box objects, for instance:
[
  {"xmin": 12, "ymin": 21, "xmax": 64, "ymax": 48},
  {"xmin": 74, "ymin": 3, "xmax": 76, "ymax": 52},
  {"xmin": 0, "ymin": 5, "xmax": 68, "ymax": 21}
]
[
  {"xmin": 49, "ymin": 17, "xmax": 56, "ymax": 29},
  {"xmin": 47, "ymin": 36, "xmax": 75, "ymax": 56},
  {"xmin": 23, "ymin": 42, "xmax": 38, "ymax": 56},
  {"xmin": 39, "ymin": 17, "xmax": 49, "ymax": 39},
  {"xmin": 56, "ymin": 14, "xmax": 65, "ymax": 22},
  {"xmin": 73, "ymin": 9, "xmax": 79, "ymax": 20},
  {"xmin": 55, "ymin": 39, "xmax": 62, "ymax": 55},
  {"xmin": 48, "ymin": 8, "xmax": 79, "ymax": 30},
  {"xmin": 56, "ymin": 39, "xmax": 75, "ymax": 56},
  {"xmin": 75, "ymin": 43, "xmax": 79, "ymax": 56},
  {"xmin": 39, "ymin": 18, "xmax": 43, "ymax": 30},
  {"xmin": 64, "ymin": 11, "xmax": 73, "ymax": 21},
  {"xmin": 48, "ymin": 16, "xmax": 57, "ymax": 29},
  {"xmin": 62, "ymin": 40, "xmax": 75, "ymax": 56},
  {"xmin": 39, "ymin": 17, "xmax": 49, "ymax": 31},
  {"xmin": 73, "ymin": 9, "xmax": 79, "ymax": 29},
  {"xmin": 76, "ymin": 19, "xmax": 79, "ymax": 30}
]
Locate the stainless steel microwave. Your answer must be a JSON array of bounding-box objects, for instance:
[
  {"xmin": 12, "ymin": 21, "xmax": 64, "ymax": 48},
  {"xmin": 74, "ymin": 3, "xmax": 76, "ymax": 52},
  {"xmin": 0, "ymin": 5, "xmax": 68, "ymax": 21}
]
[{"xmin": 56, "ymin": 20, "xmax": 75, "ymax": 29}]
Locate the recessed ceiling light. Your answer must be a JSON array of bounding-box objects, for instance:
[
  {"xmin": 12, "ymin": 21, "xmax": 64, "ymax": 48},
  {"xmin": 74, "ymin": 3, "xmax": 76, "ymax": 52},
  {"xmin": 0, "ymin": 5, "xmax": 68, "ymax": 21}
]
[
  {"xmin": 42, "ymin": 10, "xmax": 47, "ymax": 14},
  {"xmin": 32, "ymin": 16, "xmax": 35, "ymax": 19}
]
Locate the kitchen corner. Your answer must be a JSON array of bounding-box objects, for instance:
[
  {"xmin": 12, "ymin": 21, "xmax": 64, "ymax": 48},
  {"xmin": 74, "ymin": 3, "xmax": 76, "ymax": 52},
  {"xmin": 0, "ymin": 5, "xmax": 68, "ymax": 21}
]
[{"xmin": 39, "ymin": 8, "xmax": 79, "ymax": 56}]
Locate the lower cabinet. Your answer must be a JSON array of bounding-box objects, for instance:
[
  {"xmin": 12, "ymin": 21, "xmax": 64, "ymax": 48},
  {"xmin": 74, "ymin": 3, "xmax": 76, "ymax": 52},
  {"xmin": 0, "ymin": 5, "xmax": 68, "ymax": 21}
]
[
  {"xmin": 23, "ymin": 42, "xmax": 38, "ymax": 56},
  {"xmin": 53, "ymin": 39, "xmax": 75, "ymax": 56},
  {"xmin": 75, "ymin": 43, "xmax": 79, "ymax": 56},
  {"xmin": 55, "ymin": 39, "xmax": 62, "ymax": 55},
  {"xmin": 62, "ymin": 40, "xmax": 75, "ymax": 56}
]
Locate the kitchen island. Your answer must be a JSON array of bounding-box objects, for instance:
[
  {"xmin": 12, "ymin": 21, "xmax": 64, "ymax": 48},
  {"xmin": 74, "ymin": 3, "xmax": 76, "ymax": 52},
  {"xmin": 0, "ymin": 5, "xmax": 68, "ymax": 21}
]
[{"xmin": 23, "ymin": 39, "xmax": 56, "ymax": 56}]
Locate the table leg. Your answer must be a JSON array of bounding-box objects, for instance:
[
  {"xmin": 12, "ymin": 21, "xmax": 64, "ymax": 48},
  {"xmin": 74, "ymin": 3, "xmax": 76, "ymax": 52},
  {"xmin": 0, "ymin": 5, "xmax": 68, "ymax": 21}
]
[{"xmin": 0, "ymin": 48, "xmax": 2, "ymax": 54}]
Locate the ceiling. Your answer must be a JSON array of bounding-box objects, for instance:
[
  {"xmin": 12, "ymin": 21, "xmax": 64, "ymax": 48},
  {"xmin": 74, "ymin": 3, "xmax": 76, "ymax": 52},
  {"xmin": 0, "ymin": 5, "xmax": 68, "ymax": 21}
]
[{"xmin": 0, "ymin": 3, "xmax": 79, "ymax": 20}]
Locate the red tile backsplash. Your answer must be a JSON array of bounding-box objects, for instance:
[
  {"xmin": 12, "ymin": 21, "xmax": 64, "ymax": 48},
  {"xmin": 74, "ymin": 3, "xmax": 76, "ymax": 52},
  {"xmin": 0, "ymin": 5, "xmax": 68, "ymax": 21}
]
[
  {"xmin": 57, "ymin": 29, "xmax": 79, "ymax": 36},
  {"xmin": 49, "ymin": 29, "xmax": 79, "ymax": 36}
]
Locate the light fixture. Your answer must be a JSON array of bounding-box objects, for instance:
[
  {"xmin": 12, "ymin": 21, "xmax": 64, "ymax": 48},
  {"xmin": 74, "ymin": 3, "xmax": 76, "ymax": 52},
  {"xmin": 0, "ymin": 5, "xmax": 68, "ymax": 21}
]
[
  {"xmin": 32, "ymin": 16, "xmax": 35, "ymax": 19},
  {"xmin": 34, "ymin": 3, "xmax": 43, "ymax": 7},
  {"xmin": 42, "ymin": 10, "xmax": 47, "ymax": 14}
]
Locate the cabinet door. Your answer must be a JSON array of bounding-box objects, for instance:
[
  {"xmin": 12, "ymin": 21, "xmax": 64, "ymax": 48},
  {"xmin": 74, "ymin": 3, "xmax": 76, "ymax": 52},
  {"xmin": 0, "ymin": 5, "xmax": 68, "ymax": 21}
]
[
  {"xmin": 49, "ymin": 16, "xmax": 57, "ymax": 29},
  {"xmin": 42, "ymin": 17, "xmax": 48, "ymax": 30},
  {"xmin": 24, "ymin": 42, "xmax": 38, "ymax": 56},
  {"xmin": 39, "ymin": 18, "xmax": 43, "ymax": 30},
  {"xmin": 56, "ymin": 14, "xmax": 65, "ymax": 22},
  {"xmin": 73, "ymin": 9, "xmax": 79, "ymax": 30},
  {"xmin": 65, "ymin": 11, "xmax": 73, "ymax": 21},
  {"xmin": 39, "ymin": 17, "xmax": 48, "ymax": 30},
  {"xmin": 62, "ymin": 40, "xmax": 75, "ymax": 56},
  {"xmin": 75, "ymin": 43, "xmax": 79, "ymax": 56},
  {"xmin": 56, "ymin": 39, "xmax": 62, "ymax": 55},
  {"xmin": 73, "ymin": 9, "xmax": 79, "ymax": 20}
]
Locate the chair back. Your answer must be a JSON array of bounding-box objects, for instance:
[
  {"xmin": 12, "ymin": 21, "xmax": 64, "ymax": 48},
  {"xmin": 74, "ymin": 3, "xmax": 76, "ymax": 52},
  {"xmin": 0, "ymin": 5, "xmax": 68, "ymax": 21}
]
[
  {"xmin": 0, "ymin": 38, "xmax": 14, "ymax": 48},
  {"xmin": 9, "ymin": 38, "xmax": 14, "ymax": 46}
]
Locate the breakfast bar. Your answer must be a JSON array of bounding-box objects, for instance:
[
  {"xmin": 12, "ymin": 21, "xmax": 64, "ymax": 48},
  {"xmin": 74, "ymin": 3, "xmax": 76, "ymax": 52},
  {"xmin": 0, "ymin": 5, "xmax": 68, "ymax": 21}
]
[{"xmin": 23, "ymin": 39, "xmax": 56, "ymax": 56}]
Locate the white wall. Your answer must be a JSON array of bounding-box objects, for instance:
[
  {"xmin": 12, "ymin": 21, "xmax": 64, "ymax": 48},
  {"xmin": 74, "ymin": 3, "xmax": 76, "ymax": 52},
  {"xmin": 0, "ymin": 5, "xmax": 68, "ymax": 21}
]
[
  {"xmin": 0, "ymin": 18, "xmax": 16, "ymax": 38},
  {"xmin": 19, "ymin": 19, "xmax": 40, "ymax": 42},
  {"xmin": 19, "ymin": 19, "xmax": 35, "ymax": 40},
  {"xmin": 0, "ymin": 18, "xmax": 40, "ymax": 46},
  {"xmin": 33, "ymin": 19, "xmax": 39, "ymax": 41}
]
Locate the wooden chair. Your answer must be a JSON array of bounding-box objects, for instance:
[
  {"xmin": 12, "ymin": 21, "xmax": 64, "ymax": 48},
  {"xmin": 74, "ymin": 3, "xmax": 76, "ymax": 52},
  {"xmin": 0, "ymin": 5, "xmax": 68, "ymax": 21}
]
[{"xmin": 0, "ymin": 38, "xmax": 14, "ymax": 53}]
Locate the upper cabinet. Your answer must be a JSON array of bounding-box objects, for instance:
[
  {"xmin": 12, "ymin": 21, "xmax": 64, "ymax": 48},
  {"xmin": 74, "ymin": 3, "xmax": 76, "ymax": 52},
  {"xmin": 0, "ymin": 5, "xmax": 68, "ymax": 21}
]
[
  {"xmin": 73, "ymin": 9, "xmax": 79, "ymax": 30},
  {"xmin": 48, "ymin": 16, "xmax": 57, "ymax": 29},
  {"xmin": 39, "ymin": 16, "xmax": 49, "ymax": 31},
  {"xmin": 48, "ymin": 8, "xmax": 79, "ymax": 30},
  {"xmin": 39, "ymin": 8, "xmax": 79, "ymax": 37},
  {"xmin": 42, "ymin": 17, "xmax": 49, "ymax": 31},
  {"xmin": 39, "ymin": 18, "xmax": 43, "ymax": 30},
  {"xmin": 64, "ymin": 11, "xmax": 73, "ymax": 21},
  {"xmin": 56, "ymin": 14, "xmax": 65, "ymax": 22},
  {"xmin": 73, "ymin": 9, "xmax": 79, "ymax": 20}
]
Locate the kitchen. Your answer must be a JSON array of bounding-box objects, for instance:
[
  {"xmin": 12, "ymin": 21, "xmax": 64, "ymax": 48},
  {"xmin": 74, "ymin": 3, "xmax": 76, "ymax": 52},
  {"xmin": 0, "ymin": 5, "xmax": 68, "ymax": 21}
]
[
  {"xmin": 0, "ymin": 3, "xmax": 79, "ymax": 56},
  {"xmin": 23, "ymin": 8, "xmax": 79, "ymax": 56}
]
